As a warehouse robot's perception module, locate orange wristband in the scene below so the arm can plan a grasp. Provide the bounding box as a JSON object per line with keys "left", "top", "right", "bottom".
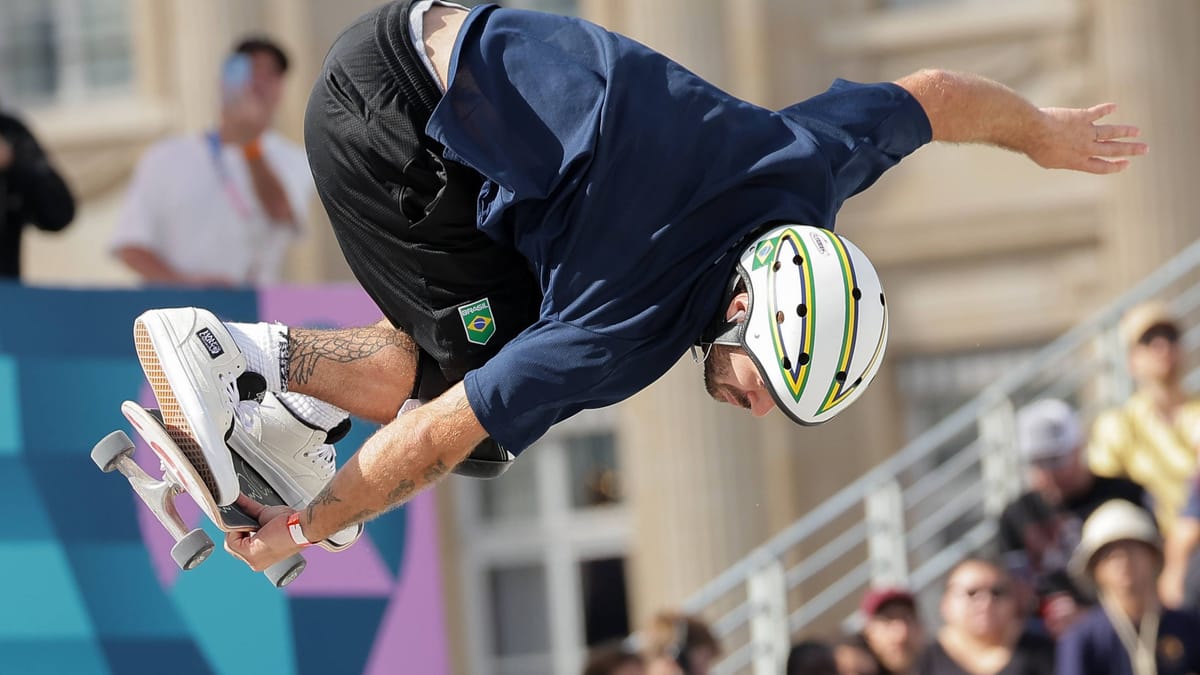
{"left": 242, "top": 138, "right": 264, "bottom": 162}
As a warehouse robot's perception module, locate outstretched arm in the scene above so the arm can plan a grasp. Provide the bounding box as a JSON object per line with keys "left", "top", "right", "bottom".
{"left": 895, "top": 69, "right": 1147, "bottom": 174}
{"left": 225, "top": 382, "right": 487, "bottom": 570}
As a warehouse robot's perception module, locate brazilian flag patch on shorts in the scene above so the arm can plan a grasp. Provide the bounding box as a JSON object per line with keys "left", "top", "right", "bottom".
{"left": 458, "top": 298, "right": 496, "bottom": 346}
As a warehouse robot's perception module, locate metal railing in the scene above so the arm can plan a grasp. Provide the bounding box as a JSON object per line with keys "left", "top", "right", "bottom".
{"left": 681, "top": 238, "right": 1200, "bottom": 675}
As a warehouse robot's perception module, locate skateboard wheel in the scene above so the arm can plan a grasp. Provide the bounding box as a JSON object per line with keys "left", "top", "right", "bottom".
{"left": 264, "top": 554, "right": 306, "bottom": 588}
{"left": 171, "top": 528, "right": 215, "bottom": 570}
{"left": 91, "top": 431, "right": 136, "bottom": 473}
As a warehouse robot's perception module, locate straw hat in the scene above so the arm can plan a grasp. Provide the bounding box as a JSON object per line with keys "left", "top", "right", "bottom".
{"left": 1068, "top": 500, "right": 1161, "bottom": 593}
{"left": 1118, "top": 300, "right": 1178, "bottom": 351}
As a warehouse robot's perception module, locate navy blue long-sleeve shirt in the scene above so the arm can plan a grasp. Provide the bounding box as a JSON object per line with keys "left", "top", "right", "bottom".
{"left": 427, "top": 5, "right": 931, "bottom": 451}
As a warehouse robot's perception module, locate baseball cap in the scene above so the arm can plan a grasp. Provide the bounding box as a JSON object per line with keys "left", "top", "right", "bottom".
{"left": 1015, "top": 399, "right": 1082, "bottom": 463}
{"left": 1067, "top": 499, "right": 1161, "bottom": 592}
{"left": 1119, "top": 300, "right": 1178, "bottom": 351}
{"left": 860, "top": 587, "right": 915, "bottom": 618}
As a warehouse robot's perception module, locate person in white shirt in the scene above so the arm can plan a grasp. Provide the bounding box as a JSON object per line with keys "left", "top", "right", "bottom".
{"left": 112, "top": 37, "right": 313, "bottom": 286}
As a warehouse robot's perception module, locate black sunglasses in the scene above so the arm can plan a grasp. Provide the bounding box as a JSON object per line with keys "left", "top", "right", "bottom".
{"left": 1138, "top": 323, "right": 1180, "bottom": 346}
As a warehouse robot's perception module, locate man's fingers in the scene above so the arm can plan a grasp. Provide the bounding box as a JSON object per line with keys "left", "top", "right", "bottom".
{"left": 224, "top": 531, "right": 251, "bottom": 561}
{"left": 1086, "top": 102, "right": 1118, "bottom": 121}
{"left": 1094, "top": 124, "right": 1140, "bottom": 141}
{"left": 1082, "top": 157, "right": 1129, "bottom": 175}
{"left": 1093, "top": 140, "right": 1149, "bottom": 157}
{"left": 236, "top": 494, "right": 266, "bottom": 519}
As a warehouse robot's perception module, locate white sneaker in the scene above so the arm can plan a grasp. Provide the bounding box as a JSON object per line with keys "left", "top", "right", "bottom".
{"left": 229, "top": 392, "right": 362, "bottom": 549}
{"left": 134, "top": 308, "right": 244, "bottom": 506}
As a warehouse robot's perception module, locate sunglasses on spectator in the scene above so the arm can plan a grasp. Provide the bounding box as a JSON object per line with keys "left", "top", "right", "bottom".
{"left": 1137, "top": 323, "right": 1180, "bottom": 346}
{"left": 954, "top": 585, "right": 1011, "bottom": 601}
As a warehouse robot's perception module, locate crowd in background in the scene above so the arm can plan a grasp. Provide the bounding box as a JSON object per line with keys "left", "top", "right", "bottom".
{"left": 584, "top": 300, "right": 1200, "bottom": 675}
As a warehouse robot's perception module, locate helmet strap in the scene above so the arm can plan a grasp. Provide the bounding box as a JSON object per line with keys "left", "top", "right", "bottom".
{"left": 696, "top": 271, "right": 748, "bottom": 349}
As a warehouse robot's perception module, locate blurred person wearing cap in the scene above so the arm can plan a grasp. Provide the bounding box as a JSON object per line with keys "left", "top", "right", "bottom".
{"left": 1089, "top": 301, "right": 1200, "bottom": 536}
{"left": 860, "top": 588, "right": 924, "bottom": 675}
{"left": 998, "top": 399, "right": 1150, "bottom": 637}
{"left": 1056, "top": 499, "right": 1200, "bottom": 675}
{"left": 642, "top": 612, "right": 720, "bottom": 675}
{"left": 0, "top": 104, "right": 75, "bottom": 280}
{"left": 917, "top": 557, "right": 1055, "bottom": 675}
{"left": 111, "top": 36, "right": 313, "bottom": 286}
{"left": 1159, "top": 476, "right": 1200, "bottom": 610}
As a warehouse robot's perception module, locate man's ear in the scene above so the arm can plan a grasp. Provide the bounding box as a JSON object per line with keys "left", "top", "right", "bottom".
{"left": 726, "top": 292, "right": 750, "bottom": 323}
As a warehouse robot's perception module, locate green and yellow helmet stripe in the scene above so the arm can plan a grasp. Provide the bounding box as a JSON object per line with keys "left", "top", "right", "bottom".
{"left": 768, "top": 228, "right": 817, "bottom": 402}
{"left": 817, "top": 230, "right": 860, "bottom": 414}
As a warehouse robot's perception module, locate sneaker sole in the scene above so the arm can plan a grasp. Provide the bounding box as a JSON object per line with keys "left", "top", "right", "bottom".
{"left": 134, "top": 316, "right": 235, "bottom": 505}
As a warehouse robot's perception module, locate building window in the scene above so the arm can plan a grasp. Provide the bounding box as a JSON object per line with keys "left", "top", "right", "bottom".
{"left": 456, "top": 409, "right": 630, "bottom": 675}
{"left": 0, "top": 0, "right": 134, "bottom": 108}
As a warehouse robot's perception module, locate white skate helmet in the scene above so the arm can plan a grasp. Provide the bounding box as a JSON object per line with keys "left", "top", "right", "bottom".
{"left": 701, "top": 224, "right": 888, "bottom": 425}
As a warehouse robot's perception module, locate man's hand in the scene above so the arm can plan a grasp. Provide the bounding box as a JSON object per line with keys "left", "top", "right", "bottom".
{"left": 224, "top": 496, "right": 303, "bottom": 572}
{"left": 0, "top": 137, "right": 13, "bottom": 171}
{"left": 896, "top": 70, "right": 1147, "bottom": 175}
{"left": 1027, "top": 104, "right": 1146, "bottom": 175}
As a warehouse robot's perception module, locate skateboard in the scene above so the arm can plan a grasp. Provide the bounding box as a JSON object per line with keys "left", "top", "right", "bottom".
{"left": 91, "top": 400, "right": 308, "bottom": 587}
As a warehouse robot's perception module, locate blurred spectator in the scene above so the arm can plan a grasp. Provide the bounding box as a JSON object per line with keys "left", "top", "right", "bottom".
{"left": 998, "top": 399, "right": 1150, "bottom": 637}
{"left": 918, "top": 557, "right": 1055, "bottom": 675}
{"left": 1058, "top": 499, "right": 1200, "bottom": 675}
{"left": 584, "top": 641, "right": 645, "bottom": 675}
{"left": 833, "top": 634, "right": 881, "bottom": 675}
{"left": 860, "top": 587, "right": 924, "bottom": 675}
{"left": 642, "top": 611, "right": 720, "bottom": 675}
{"left": 787, "top": 639, "right": 837, "bottom": 675}
{"left": 0, "top": 107, "right": 75, "bottom": 280}
{"left": 1160, "top": 475, "right": 1200, "bottom": 609}
{"left": 1089, "top": 301, "right": 1200, "bottom": 535}
{"left": 111, "top": 36, "right": 312, "bottom": 287}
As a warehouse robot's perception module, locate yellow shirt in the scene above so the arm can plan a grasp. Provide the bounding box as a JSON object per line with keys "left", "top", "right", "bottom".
{"left": 1088, "top": 392, "right": 1200, "bottom": 534}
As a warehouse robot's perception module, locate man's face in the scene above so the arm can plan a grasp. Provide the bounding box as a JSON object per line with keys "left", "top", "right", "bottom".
{"left": 703, "top": 292, "right": 776, "bottom": 417}
{"left": 940, "top": 562, "right": 1017, "bottom": 643}
{"left": 1093, "top": 540, "right": 1160, "bottom": 597}
{"left": 704, "top": 345, "right": 775, "bottom": 417}
{"left": 1026, "top": 446, "right": 1082, "bottom": 505}
{"left": 1128, "top": 322, "right": 1181, "bottom": 384}
{"left": 246, "top": 51, "right": 286, "bottom": 114}
{"left": 863, "top": 603, "right": 922, "bottom": 673}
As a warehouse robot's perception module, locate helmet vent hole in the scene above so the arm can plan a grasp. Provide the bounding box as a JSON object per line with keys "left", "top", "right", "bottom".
{"left": 796, "top": 304, "right": 808, "bottom": 317}
{"left": 852, "top": 288, "right": 862, "bottom": 301}
{"left": 775, "top": 311, "right": 785, "bottom": 324}
{"left": 782, "top": 357, "right": 792, "bottom": 370}
{"left": 773, "top": 261, "right": 782, "bottom": 272}
{"left": 793, "top": 255, "right": 803, "bottom": 266}
{"left": 835, "top": 371, "right": 847, "bottom": 383}
{"left": 798, "top": 353, "right": 810, "bottom": 366}
{"left": 879, "top": 293, "right": 886, "bottom": 306}
{"left": 853, "top": 377, "right": 863, "bottom": 388}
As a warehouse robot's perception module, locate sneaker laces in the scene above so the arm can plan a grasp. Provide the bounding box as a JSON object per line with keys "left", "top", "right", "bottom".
{"left": 305, "top": 444, "right": 337, "bottom": 479}
{"left": 219, "top": 372, "right": 255, "bottom": 432}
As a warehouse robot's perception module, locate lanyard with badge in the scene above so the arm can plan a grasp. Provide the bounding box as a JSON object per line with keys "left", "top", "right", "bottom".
{"left": 205, "top": 130, "right": 255, "bottom": 221}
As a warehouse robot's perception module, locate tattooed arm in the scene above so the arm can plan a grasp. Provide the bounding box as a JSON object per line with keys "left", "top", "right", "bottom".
{"left": 285, "top": 319, "right": 420, "bottom": 423}
{"left": 224, "top": 382, "right": 486, "bottom": 570}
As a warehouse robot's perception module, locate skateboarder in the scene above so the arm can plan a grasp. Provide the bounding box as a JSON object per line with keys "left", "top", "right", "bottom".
{"left": 131, "top": 0, "right": 1145, "bottom": 571}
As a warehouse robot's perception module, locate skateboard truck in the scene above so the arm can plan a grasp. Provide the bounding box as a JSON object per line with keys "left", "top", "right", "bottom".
{"left": 92, "top": 424, "right": 306, "bottom": 588}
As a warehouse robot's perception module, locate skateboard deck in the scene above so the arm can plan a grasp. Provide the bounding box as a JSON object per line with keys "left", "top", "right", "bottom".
{"left": 121, "top": 401, "right": 288, "bottom": 532}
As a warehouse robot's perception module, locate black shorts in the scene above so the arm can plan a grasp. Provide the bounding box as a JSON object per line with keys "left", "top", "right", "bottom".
{"left": 304, "top": 0, "right": 541, "bottom": 389}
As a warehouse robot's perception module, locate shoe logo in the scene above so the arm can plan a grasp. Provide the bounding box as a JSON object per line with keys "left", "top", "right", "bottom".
{"left": 458, "top": 298, "right": 496, "bottom": 346}
{"left": 196, "top": 328, "right": 225, "bottom": 359}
